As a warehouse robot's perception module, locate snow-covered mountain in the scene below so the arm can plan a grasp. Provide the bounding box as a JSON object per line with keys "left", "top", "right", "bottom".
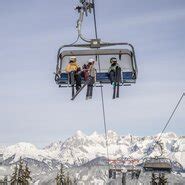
{"left": 1, "top": 131, "right": 185, "bottom": 167}
{"left": 0, "top": 131, "right": 185, "bottom": 184}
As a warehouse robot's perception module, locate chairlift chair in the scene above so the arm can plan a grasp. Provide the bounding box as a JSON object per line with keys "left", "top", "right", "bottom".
{"left": 55, "top": 42, "right": 138, "bottom": 87}
{"left": 143, "top": 157, "right": 172, "bottom": 173}
{"left": 54, "top": 0, "right": 138, "bottom": 100}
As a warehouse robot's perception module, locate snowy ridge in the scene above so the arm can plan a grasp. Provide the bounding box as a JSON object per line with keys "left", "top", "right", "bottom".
{"left": 0, "top": 131, "right": 184, "bottom": 168}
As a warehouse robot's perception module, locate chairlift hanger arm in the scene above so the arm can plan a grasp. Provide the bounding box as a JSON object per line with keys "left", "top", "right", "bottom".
{"left": 75, "top": 0, "right": 94, "bottom": 43}
{"left": 76, "top": 8, "right": 91, "bottom": 43}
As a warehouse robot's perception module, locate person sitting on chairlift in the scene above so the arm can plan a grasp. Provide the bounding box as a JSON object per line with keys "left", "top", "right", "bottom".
{"left": 65, "top": 56, "right": 82, "bottom": 91}
{"left": 86, "top": 59, "right": 97, "bottom": 99}
{"left": 81, "top": 63, "right": 89, "bottom": 81}
{"left": 108, "top": 57, "right": 121, "bottom": 85}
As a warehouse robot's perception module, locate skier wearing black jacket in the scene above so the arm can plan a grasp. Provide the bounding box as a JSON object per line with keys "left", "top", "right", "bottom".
{"left": 108, "top": 57, "right": 121, "bottom": 84}
{"left": 108, "top": 57, "right": 122, "bottom": 98}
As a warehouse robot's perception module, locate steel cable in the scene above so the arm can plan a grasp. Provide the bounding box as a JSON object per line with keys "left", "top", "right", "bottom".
{"left": 92, "top": 0, "right": 110, "bottom": 171}
{"left": 151, "top": 93, "right": 185, "bottom": 154}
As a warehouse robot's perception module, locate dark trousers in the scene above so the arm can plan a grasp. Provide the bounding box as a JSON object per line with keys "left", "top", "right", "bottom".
{"left": 108, "top": 67, "right": 121, "bottom": 84}
{"left": 109, "top": 70, "right": 116, "bottom": 84}
{"left": 69, "top": 71, "right": 81, "bottom": 91}
{"left": 86, "top": 76, "right": 95, "bottom": 97}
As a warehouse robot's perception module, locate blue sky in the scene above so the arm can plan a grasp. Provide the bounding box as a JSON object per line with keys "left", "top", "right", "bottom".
{"left": 0, "top": 0, "right": 185, "bottom": 147}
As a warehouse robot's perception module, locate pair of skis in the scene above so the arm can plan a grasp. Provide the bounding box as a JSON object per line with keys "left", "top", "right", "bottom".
{"left": 112, "top": 67, "right": 121, "bottom": 99}
{"left": 71, "top": 78, "right": 91, "bottom": 100}
{"left": 71, "top": 67, "right": 122, "bottom": 100}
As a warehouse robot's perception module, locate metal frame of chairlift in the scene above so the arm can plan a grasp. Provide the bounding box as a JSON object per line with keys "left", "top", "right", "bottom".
{"left": 55, "top": 42, "right": 138, "bottom": 86}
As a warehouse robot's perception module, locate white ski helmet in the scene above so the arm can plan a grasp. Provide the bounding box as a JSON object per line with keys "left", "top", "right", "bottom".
{"left": 88, "top": 58, "right": 95, "bottom": 63}
{"left": 70, "top": 56, "right": 77, "bottom": 62}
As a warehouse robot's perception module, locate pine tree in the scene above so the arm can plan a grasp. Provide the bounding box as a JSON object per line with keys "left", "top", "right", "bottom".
{"left": 10, "top": 165, "right": 18, "bottom": 185}
{"left": 56, "top": 164, "right": 66, "bottom": 185}
{"left": 17, "top": 158, "right": 25, "bottom": 184}
{"left": 4, "top": 176, "right": 8, "bottom": 185}
{"left": 22, "top": 164, "right": 32, "bottom": 185}
{"left": 73, "top": 177, "right": 78, "bottom": 185}
{"left": 56, "top": 164, "right": 72, "bottom": 185}
{"left": 10, "top": 158, "right": 32, "bottom": 185}
{"left": 0, "top": 176, "right": 8, "bottom": 185}
{"left": 65, "top": 173, "right": 72, "bottom": 185}
{"left": 0, "top": 179, "right": 4, "bottom": 185}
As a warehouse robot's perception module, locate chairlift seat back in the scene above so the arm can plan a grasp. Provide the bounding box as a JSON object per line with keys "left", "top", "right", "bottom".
{"left": 55, "top": 71, "right": 135, "bottom": 85}
{"left": 143, "top": 158, "right": 172, "bottom": 173}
